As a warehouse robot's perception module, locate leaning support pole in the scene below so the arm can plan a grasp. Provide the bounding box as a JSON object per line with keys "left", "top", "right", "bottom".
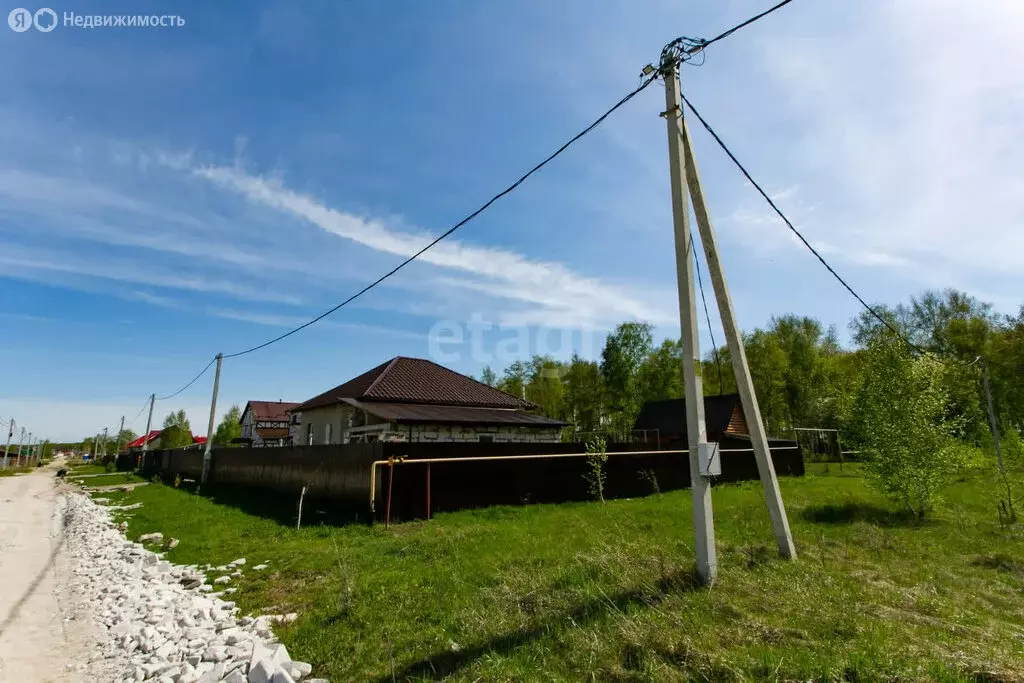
{"left": 662, "top": 60, "right": 717, "bottom": 584}
{"left": 201, "top": 354, "right": 223, "bottom": 485}
{"left": 677, "top": 86, "right": 797, "bottom": 560}
{"left": 3, "top": 419, "right": 13, "bottom": 468}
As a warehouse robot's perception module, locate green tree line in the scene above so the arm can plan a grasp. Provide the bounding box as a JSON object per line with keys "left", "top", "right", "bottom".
{"left": 478, "top": 289, "right": 1024, "bottom": 447}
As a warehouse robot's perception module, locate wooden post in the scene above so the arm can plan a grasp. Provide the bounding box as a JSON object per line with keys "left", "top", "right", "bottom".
{"left": 426, "top": 462, "right": 431, "bottom": 520}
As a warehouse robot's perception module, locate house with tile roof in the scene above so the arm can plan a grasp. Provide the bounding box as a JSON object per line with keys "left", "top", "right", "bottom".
{"left": 292, "top": 356, "right": 565, "bottom": 444}
{"left": 240, "top": 400, "right": 301, "bottom": 447}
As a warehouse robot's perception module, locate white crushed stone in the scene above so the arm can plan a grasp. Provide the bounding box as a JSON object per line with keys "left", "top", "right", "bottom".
{"left": 63, "top": 491, "right": 325, "bottom": 683}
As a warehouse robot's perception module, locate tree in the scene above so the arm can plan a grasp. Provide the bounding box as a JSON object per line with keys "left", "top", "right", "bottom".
{"left": 160, "top": 410, "right": 193, "bottom": 448}
{"left": 851, "top": 337, "right": 960, "bottom": 518}
{"left": 480, "top": 366, "right": 497, "bottom": 387}
{"left": 636, "top": 338, "right": 683, "bottom": 405}
{"left": 524, "top": 356, "right": 566, "bottom": 420}
{"left": 563, "top": 355, "right": 606, "bottom": 437}
{"left": 497, "top": 360, "right": 529, "bottom": 400}
{"left": 115, "top": 428, "right": 137, "bottom": 452}
{"left": 213, "top": 405, "right": 242, "bottom": 447}
{"left": 600, "top": 322, "right": 653, "bottom": 435}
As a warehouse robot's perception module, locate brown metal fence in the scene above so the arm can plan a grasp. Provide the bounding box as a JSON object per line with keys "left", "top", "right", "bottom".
{"left": 130, "top": 440, "right": 803, "bottom": 522}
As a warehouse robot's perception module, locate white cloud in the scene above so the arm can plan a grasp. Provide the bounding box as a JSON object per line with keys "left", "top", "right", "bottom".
{"left": 0, "top": 249, "right": 303, "bottom": 305}
{"left": 206, "top": 307, "right": 426, "bottom": 341}
{"left": 191, "top": 164, "right": 674, "bottom": 329}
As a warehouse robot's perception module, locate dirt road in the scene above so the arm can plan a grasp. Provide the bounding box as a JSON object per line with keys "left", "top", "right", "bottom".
{"left": 0, "top": 465, "right": 93, "bottom": 682}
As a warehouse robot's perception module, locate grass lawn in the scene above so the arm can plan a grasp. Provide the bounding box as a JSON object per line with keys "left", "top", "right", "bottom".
{"left": 72, "top": 472, "right": 143, "bottom": 487}
{"left": 94, "top": 465, "right": 1024, "bottom": 682}
{"left": 67, "top": 463, "right": 112, "bottom": 475}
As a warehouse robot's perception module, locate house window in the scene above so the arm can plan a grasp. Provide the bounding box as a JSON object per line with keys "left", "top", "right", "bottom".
{"left": 478, "top": 434, "right": 494, "bottom": 444}
{"left": 306, "top": 424, "right": 313, "bottom": 446}
{"left": 326, "top": 423, "right": 333, "bottom": 444}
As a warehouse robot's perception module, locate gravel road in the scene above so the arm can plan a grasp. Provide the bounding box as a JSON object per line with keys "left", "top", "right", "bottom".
{"left": 0, "top": 463, "right": 325, "bottom": 682}
{"left": 0, "top": 462, "right": 95, "bottom": 682}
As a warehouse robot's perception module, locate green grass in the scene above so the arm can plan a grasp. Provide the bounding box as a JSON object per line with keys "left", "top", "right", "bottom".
{"left": 67, "top": 463, "right": 112, "bottom": 475}
{"left": 74, "top": 472, "right": 142, "bottom": 487}
{"left": 0, "top": 465, "right": 33, "bottom": 477}
{"left": 97, "top": 465, "right": 1024, "bottom": 682}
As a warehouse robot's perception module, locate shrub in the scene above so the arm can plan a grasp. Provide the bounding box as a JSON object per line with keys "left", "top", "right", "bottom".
{"left": 851, "top": 338, "right": 960, "bottom": 518}
{"left": 584, "top": 437, "right": 608, "bottom": 503}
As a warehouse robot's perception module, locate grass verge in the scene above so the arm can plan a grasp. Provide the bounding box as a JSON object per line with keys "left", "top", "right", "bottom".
{"left": 94, "top": 464, "right": 1024, "bottom": 682}
{"left": 0, "top": 465, "right": 33, "bottom": 477}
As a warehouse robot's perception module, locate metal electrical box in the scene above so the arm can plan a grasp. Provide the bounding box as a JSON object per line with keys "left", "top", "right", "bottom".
{"left": 697, "top": 442, "right": 721, "bottom": 477}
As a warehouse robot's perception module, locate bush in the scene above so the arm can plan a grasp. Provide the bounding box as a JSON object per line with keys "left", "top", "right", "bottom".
{"left": 583, "top": 437, "right": 608, "bottom": 503}
{"left": 851, "top": 338, "right": 960, "bottom": 518}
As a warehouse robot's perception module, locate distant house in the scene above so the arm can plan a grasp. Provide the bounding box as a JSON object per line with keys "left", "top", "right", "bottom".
{"left": 633, "top": 394, "right": 795, "bottom": 451}
{"left": 239, "top": 400, "right": 301, "bottom": 447}
{"left": 126, "top": 430, "right": 161, "bottom": 453}
{"left": 127, "top": 429, "right": 207, "bottom": 451}
{"left": 292, "top": 356, "right": 565, "bottom": 444}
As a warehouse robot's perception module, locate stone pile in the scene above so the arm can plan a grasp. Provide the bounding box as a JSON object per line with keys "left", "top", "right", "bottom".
{"left": 62, "top": 492, "right": 327, "bottom": 683}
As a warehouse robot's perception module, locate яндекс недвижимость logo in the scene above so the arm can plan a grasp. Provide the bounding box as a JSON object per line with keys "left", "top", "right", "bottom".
{"left": 8, "top": 7, "right": 56, "bottom": 32}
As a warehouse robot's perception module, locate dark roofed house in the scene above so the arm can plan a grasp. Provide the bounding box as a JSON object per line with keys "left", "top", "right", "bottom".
{"left": 292, "top": 357, "right": 565, "bottom": 444}
{"left": 240, "top": 400, "right": 301, "bottom": 447}
{"left": 634, "top": 394, "right": 795, "bottom": 452}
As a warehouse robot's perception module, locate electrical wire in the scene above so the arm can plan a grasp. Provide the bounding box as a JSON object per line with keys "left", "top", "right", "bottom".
{"left": 677, "top": 92, "right": 934, "bottom": 359}
{"left": 128, "top": 396, "right": 151, "bottom": 425}
{"left": 699, "top": 0, "right": 796, "bottom": 50}
{"left": 222, "top": 75, "right": 659, "bottom": 359}
{"left": 659, "top": 0, "right": 797, "bottom": 68}
{"left": 155, "top": 356, "right": 218, "bottom": 401}
{"left": 692, "top": 240, "right": 725, "bottom": 394}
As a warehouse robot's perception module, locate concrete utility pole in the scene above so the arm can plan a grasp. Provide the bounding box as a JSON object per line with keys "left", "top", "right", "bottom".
{"left": 661, "top": 58, "right": 797, "bottom": 577}
{"left": 100, "top": 427, "right": 108, "bottom": 459}
{"left": 662, "top": 59, "right": 717, "bottom": 584}
{"left": 3, "top": 419, "right": 12, "bottom": 468}
{"left": 201, "top": 354, "right": 223, "bottom": 484}
{"left": 141, "top": 394, "right": 155, "bottom": 458}
{"left": 15, "top": 428, "right": 25, "bottom": 466}
{"left": 114, "top": 415, "right": 125, "bottom": 461}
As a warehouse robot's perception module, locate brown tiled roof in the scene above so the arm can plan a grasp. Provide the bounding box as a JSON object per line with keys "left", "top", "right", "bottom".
{"left": 353, "top": 401, "right": 565, "bottom": 426}
{"left": 242, "top": 400, "right": 300, "bottom": 423}
{"left": 294, "top": 357, "right": 534, "bottom": 412}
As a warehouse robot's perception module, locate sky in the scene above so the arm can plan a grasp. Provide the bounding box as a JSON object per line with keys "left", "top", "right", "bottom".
{"left": 1, "top": 0, "right": 1022, "bottom": 442}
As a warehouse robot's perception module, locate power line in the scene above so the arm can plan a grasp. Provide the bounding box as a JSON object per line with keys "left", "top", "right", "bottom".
{"left": 124, "top": 1, "right": 803, "bottom": 398}
{"left": 700, "top": 0, "right": 796, "bottom": 50}
{"left": 692, "top": 240, "right": 725, "bottom": 394}
{"left": 222, "top": 76, "right": 660, "bottom": 359}
{"left": 128, "top": 397, "right": 151, "bottom": 425}
{"left": 155, "top": 356, "right": 218, "bottom": 401}
{"left": 677, "top": 92, "right": 932, "bottom": 358}
{"left": 658, "top": 0, "right": 798, "bottom": 67}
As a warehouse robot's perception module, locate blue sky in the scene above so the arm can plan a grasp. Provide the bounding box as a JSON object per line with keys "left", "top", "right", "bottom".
{"left": 2, "top": 0, "right": 1022, "bottom": 442}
